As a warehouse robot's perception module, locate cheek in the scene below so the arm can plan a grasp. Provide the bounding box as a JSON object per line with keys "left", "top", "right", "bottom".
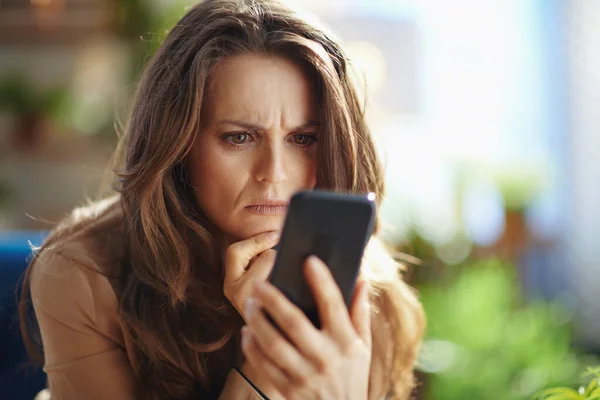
{"left": 293, "top": 150, "right": 318, "bottom": 189}
{"left": 188, "top": 140, "right": 244, "bottom": 208}
{"left": 306, "top": 158, "right": 317, "bottom": 187}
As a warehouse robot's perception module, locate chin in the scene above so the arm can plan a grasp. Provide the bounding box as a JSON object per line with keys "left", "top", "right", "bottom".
{"left": 229, "top": 215, "right": 284, "bottom": 241}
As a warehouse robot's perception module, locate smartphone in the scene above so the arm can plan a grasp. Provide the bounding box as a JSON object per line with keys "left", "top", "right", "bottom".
{"left": 268, "top": 190, "right": 376, "bottom": 329}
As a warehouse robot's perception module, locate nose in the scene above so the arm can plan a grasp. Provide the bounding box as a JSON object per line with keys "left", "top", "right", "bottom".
{"left": 254, "top": 140, "right": 287, "bottom": 184}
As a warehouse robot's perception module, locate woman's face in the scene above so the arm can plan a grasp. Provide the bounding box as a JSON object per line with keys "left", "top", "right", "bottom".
{"left": 188, "top": 53, "right": 320, "bottom": 241}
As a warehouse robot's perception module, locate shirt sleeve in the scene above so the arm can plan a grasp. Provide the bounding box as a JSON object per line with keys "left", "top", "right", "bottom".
{"left": 30, "top": 248, "right": 138, "bottom": 400}
{"left": 30, "top": 247, "right": 270, "bottom": 400}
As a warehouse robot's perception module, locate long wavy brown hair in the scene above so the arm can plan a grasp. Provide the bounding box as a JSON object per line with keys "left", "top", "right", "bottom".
{"left": 20, "top": 0, "right": 425, "bottom": 399}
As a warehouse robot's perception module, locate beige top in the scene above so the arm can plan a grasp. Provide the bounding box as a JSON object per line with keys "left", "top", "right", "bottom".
{"left": 29, "top": 197, "right": 395, "bottom": 400}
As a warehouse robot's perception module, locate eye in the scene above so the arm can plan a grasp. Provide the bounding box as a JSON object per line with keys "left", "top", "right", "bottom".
{"left": 291, "top": 133, "right": 318, "bottom": 147}
{"left": 224, "top": 132, "right": 252, "bottom": 145}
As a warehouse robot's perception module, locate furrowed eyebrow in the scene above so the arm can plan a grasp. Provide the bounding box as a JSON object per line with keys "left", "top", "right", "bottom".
{"left": 217, "top": 119, "right": 321, "bottom": 131}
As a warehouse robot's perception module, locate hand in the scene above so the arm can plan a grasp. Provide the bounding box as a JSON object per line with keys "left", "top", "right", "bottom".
{"left": 241, "top": 255, "right": 372, "bottom": 400}
{"left": 223, "top": 231, "right": 279, "bottom": 322}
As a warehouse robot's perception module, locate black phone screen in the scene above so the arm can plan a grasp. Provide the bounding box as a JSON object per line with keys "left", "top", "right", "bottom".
{"left": 267, "top": 190, "right": 376, "bottom": 329}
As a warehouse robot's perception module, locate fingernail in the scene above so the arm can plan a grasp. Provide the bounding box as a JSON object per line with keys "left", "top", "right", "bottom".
{"left": 241, "top": 326, "right": 250, "bottom": 346}
{"left": 307, "top": 255, "right": 322, "bottom": 273}
{"left": 245, "top": 297, "right": 257, "bottom": 316}
{"left": 364, "top": 293, "right": 371, "bottom": 308}
{"left": 268, "top": 231, "right": 280, "bottom": 241}
{"left": 363, "top": 280, "right": 371, "bottom": 294}
{"left": 362, "top": 280, "right": 371, "bottom": 296}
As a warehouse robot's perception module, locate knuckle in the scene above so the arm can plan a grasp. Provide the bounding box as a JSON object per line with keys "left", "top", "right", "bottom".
{"left": 280, "top": 386, "right": 294, "bottom": 397}
{"left": 287, "top": 385, "right": 303, "bottom": 398}
{"left": 319, "top": 362, "right": 333, "bottom": 378}
{"left": 341, "top": 339, "right": 357, "bottom": 355}
{"left": 293, "top": 372, "right": 310, "bottom": 387}
{"left": 284, "top": 384, "right": 304, "bottom": 398}
{"left": 342, "top": 336, "right": 365, "bottom": 356}
{"left": 315, "top": 354, "right": 330, "bottom": 374}
{"left": 224, "top": 245, "right": 240, "bottom": 264}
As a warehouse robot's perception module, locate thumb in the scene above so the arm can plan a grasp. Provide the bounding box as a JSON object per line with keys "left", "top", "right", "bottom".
{"left": 350, "top": 279, "right": 372, "bottom": 349}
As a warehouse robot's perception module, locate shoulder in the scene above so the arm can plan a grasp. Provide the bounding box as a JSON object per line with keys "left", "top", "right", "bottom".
{"left": 30, "top": 242, "right": 117, "bottom": 320}
{"left": 34, "top": 195, "right": 126, "bottom": 277}
{"left": 30, "top": 195, "right": 127, "bottom": 342}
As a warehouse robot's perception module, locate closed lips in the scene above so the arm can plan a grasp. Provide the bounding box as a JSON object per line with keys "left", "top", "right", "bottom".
{"left": 246, "top": 201, "right": 288, "bottom": 215}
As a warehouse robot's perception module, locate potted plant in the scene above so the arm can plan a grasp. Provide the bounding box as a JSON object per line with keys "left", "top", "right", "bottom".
{"left": 0, "top": 72, "right": 68, "bottom": 152}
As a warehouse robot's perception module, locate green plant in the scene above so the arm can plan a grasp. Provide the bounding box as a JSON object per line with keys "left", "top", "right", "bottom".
{"left": 116, "top": 0, "right": 194, "bottom": 78}
{"left": 417, "top": 258, "right": 588, "bottom": 400}
{"left": 533, "top": 367, "right": 600, "bottom": 400}
{"left": 0, "top": 72, "right": 68, "bottom": 121}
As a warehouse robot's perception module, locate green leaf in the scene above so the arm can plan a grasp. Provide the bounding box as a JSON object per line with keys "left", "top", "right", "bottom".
{"left": 541, "top": 395, "right": 583, "bottom": 400}
{"left": 584, "top": 367, "right": 600, "bottom": 380}
{"left": 585, "top": 379, "right": 599, "bottom": 396}
{"left": 535, "top": 387, "right": 583, "bottom": 399}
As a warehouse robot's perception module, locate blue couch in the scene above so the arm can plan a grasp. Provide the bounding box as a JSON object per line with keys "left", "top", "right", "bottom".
{"left": 0, "top": 231, "right": 49, "bottom": 400}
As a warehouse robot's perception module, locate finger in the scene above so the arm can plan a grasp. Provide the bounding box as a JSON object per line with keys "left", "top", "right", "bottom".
{"left": 350, "top": 279, "right": 372, "bottom": 349}
{"left": 251, "top": 281, "right": 332, "bottom": 370}
{"left": 224, "top": 231, "right": 279, "bottom": 282}
{"left": 235, "top": 250, "right": 277, "bottom": 322}
{"left": 244, "top": 249, "right": 277, "bottom": 282}
{"left": 303, "top": 256, "right": 355, "bottom": 344}
{"left": 241, "top": 326, "right": 289, "bottom": 389}
{"left": 244, "top": 297, "right": 314, "bottom": 383}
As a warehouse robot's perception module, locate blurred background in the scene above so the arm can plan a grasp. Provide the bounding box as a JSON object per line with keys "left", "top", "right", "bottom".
{"left": 1, "top": 0, "right": 599, "bottom": 399}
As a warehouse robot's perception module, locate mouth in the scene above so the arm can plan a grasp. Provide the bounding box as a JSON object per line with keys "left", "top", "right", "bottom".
{"left": 245, "top": 201, "right": 289, "bottom": 215}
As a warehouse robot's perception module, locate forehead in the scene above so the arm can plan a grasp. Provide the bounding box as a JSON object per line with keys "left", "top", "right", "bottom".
{"left": 202, "top": 53, "right": 319, "bottom": 124}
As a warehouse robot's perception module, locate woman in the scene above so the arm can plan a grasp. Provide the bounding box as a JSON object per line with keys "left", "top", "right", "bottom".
{"left": 19, "top": 0, "right": 425, "bottom": 399}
